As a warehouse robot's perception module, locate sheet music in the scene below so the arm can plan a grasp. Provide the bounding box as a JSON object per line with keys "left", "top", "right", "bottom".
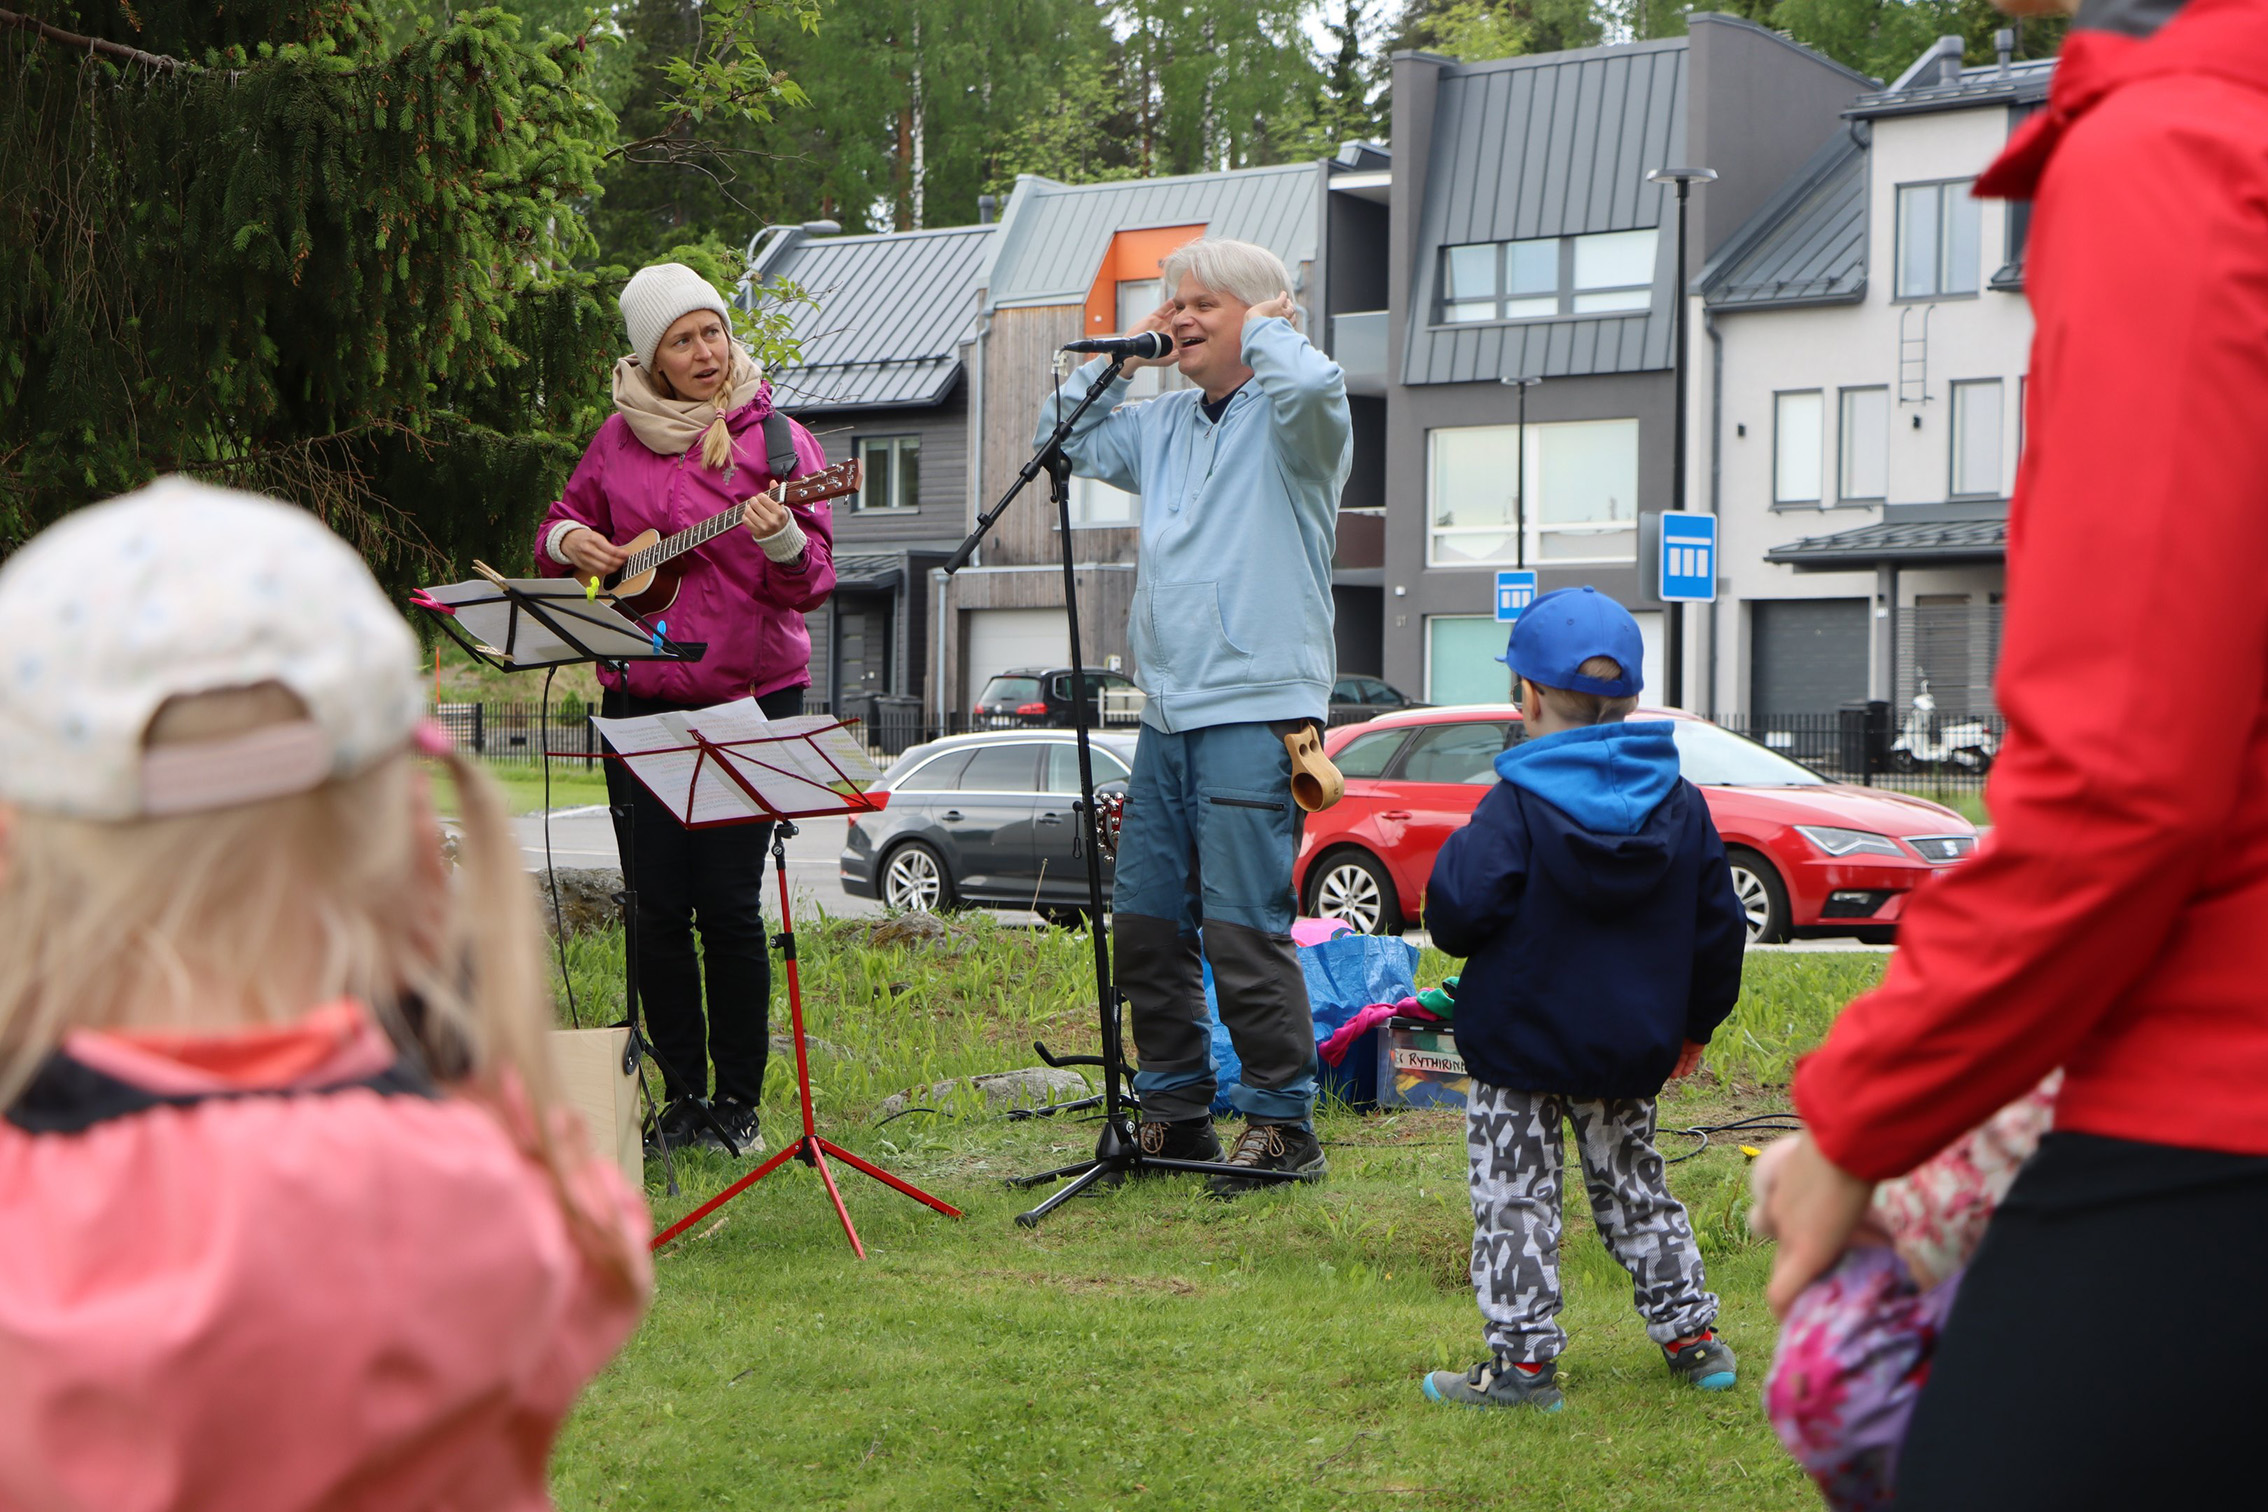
{"left": 591, "top": 699, "right": 884, "bottom": 825}
{"left": 421, "top": 577, "right": 663, "bottom": 666}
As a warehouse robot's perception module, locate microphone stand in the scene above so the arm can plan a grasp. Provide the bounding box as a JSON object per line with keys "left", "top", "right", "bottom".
{"left": 944, "top": 348, "right": 1304, "bottom": 1228}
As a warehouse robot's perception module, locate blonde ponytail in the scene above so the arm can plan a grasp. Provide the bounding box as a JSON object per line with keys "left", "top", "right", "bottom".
{"left": 700, "top": 410, "right": 735, "bottom": 471}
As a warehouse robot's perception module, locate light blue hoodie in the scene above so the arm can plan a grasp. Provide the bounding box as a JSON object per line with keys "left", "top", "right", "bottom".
{"left": 1039, "top": 316, "right": 1352, "bottom": 732}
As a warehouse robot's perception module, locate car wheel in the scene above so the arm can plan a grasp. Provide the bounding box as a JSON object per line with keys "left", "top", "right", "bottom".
{"left": 880, "top": 841, "right": 955, "bottom": 913}
{"left": 1725, "top": 847, "right": 1790, "bottom": 945}
{"left": 1888, "top": 748, "right": 1919, "bottom": 774}
{"left": 1304, "top": 849, "right": 1403, "bottom": 937}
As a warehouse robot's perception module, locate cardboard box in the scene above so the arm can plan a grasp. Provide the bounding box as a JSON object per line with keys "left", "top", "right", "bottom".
{"left": 1378, "top": 1018, "right": 1473, "bottom": 1110}
{"left": 551, "top": 1027, "right": 641, "bottom": 1186}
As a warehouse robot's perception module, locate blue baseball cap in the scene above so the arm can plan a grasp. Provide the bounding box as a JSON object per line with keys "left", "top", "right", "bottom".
{"left": 1498, "top": 585, "right": 1644, "bottom": 697}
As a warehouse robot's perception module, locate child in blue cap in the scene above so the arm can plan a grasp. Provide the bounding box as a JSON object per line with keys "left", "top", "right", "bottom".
{"left": 1420, "top": 585, "right": 1747, "bottom": 1411}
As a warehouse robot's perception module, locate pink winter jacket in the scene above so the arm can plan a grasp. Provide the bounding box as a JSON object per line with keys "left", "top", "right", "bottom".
{"left": 534, "top": 383, "right": 834, "bottom": 706}
{"left": 0, "top": 1003, "right": 652, "bottom": 1512}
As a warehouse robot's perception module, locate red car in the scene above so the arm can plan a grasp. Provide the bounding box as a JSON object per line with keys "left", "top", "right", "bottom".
{"left": 1294, "top": 705, "right": 1979, "bottom": 943}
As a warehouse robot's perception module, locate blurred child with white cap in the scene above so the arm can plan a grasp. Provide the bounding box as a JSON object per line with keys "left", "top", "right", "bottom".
{"left": 0, "top": 479, "right": 650, "bottom": 1510}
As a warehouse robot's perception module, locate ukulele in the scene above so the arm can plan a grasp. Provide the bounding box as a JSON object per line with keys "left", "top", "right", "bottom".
{"left": 599, "top": 459, "right": 862, "bottom": 617}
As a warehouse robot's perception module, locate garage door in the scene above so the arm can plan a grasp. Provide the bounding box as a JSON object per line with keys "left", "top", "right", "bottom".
{"left": 1751, "top": 598, "right": 1868, "bottom": 716}
{"left": 965, "top": 609, "right": 1071, "bottom": 707}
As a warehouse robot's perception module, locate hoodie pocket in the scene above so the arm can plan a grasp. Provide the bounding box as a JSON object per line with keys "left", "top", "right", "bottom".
{"left": 1139, "top": 580, "right": 1251, "bottom": 688}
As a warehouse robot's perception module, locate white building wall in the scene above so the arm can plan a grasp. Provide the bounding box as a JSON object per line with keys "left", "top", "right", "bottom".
{"left": 1691, "top": 103, "right": 2038, "bottom": 717}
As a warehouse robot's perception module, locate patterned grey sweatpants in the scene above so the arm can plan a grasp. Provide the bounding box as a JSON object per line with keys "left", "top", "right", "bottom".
{"left": 1466, "top": 1081, "right": 1718, "bottom": 1365}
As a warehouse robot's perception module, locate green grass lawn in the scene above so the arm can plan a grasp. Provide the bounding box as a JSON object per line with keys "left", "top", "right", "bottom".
{"left": 433, "top": 759, "right": 612, "bottom": 818}
{"left": 548, "top": 921, "right": 1884, "bottom": 1510}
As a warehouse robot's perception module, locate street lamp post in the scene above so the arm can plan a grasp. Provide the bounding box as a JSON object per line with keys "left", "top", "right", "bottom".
{"left": 1500, "top": 374, "right": 1541, "bottom": 569}
{"left": 1647, "top": 167, "right": 1715, "bottom": 709}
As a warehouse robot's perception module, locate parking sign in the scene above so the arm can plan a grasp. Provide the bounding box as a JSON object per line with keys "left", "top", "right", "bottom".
{"left": 1495, "top": 570, "right": 1538, "bottom": 623}
{"left": 1657, "top": 512, "right": 1717, "bottom": 603}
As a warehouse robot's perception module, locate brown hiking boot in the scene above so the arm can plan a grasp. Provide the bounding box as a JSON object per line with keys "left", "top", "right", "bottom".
{"left": 1206, "top": 1121, "right": 1328, "bottom": 1199}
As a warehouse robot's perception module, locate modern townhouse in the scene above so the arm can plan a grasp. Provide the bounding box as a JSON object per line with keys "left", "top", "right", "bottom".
{"left": 748, "top": 220, "right": 995, "bottom": 729}
{"left": 1379, "top": 15, "right": 1871, "bottom": 707}
{"left": 1696, "top": 35, "right": 2046, "bottom": 727}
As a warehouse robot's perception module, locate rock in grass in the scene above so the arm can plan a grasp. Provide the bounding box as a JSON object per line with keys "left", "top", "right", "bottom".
{"left": 876, "top": 1065, "right": 1091, "bottom": 1121}
{"left": 862, "top": 912, "right": 958, "bottom": 947}
{"left": 534, "top": 868, "right": 624, "bottom": 937}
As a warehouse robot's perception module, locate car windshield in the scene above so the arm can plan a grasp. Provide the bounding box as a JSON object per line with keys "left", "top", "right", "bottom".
{"left": 980, "top": 676, "right": 1041, "bottom": 707}
{"left": 1670, "top": 720, "right": 1829, "bottom": 787}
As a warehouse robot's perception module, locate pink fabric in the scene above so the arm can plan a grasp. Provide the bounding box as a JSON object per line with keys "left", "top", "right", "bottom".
{"left": 0, "top": 1008, "right": 651, "bottom": 1512}
{"left": 1318, "top": 1003, "right": 1398, "bottom": 1067}
{"left": 535, "top": 384, "right": 834, "bottom": 705}
{"left": 1290, "top": 917, "right": 1356, "bottom": 948}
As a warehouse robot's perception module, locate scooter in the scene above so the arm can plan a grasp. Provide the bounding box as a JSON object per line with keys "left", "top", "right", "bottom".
{"left": 1889, "top": 682, "right": 1998, "bottom": 773}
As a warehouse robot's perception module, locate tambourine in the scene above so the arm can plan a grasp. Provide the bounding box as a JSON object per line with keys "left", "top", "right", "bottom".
{"left": 1093, "top": 790, "right": 1128, "bottom": 862}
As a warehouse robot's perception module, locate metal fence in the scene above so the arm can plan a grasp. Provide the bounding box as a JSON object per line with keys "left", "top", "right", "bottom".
{"left": 437, "top": 697, "right": 2003, "bottom": 800}
{"left": 1713, "top": 708, "right": 2005, "bottom": 797}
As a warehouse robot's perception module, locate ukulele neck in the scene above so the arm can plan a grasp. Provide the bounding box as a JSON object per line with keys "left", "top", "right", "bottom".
{"left": 622, "top": 496, "right": 761, "bottom": 583}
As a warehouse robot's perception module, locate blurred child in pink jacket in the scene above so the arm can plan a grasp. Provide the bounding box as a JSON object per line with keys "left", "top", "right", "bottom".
{"left": 0, "top": 480, "right": 651, "bottom": 1511}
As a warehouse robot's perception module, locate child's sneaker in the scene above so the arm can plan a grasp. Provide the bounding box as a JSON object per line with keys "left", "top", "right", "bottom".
{"left": 1664, "top": 1331, "right": 1738, "bottom": 1390}
{"left": 1422, "top": 1357, "right": 1565, "bottom": 1412}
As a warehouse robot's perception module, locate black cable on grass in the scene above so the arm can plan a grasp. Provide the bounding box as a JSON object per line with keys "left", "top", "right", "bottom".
{"left": 542, "top": 665, "right": 579, "bottom": 1029}
{"left": 874, "top": 1106, "right": 943, "bottom": 1127}
{"left": 1664, "top": 1114, "right": 1806, "bottom": 1164}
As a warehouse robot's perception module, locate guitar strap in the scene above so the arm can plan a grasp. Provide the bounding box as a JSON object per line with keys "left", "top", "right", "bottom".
{"left": 759, "top": 410, "right": 803, "bottom": 483}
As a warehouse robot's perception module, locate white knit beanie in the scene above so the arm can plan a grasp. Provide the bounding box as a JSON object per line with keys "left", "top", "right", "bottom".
{"left": 619, "top": 262, "right": 733, "bottom": 371}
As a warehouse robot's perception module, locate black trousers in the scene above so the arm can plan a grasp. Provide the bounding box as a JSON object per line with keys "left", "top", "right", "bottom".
{"left": 602, "top": 684, "right": 806, "bottom": 1105}
{"left": 1892, "top": 1130, "right": 2268, "bottom": 1510}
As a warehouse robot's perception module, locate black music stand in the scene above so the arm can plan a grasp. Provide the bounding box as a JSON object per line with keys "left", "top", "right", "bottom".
{"left": 411, "top": 562, "right": 738, "bottom": 1192}
{"left": 942, "top": 356, "right": 1306, "bottom": 1227}
{"left": 587, "top": 700, "right": 963, "bottom": 1256}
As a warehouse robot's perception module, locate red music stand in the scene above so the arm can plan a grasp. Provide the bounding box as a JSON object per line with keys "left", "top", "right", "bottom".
{"left": 591, "top": 699, "right": 962, "bottom": 1256}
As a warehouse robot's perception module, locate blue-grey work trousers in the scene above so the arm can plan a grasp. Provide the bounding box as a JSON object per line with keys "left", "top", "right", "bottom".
{"left": 1112, "top": 720, "right": 1317, "bottom": 1125}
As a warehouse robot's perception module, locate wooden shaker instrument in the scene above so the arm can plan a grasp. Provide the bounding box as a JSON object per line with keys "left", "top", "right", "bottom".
{"left": 1284, "top": 725, "right": 1344, "bottom": 812}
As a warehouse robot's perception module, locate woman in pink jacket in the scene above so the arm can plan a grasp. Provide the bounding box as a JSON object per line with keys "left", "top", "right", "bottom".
{"left": 0, "top": 480, "right": 650, "bottom": 1511}
{"left": 534, "top": 262, "right": 836, "bottom": 1158}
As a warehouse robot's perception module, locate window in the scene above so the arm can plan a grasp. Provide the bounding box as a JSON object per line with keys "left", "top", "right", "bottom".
{"left": 853, "top": 435, "right": 921, "bottom": 511}
{"left": 1068, "top": 474, "right": 1137, "bottom": 528}
{"left": 1774, "top": 392, "right": 1824, "bottom": 505}
{"left": 897, "top": 749, "right": 973, "bottom": 792}
{"left": 1428, "top": 419, "right": 1639, "bottom": 567}
{"left": 1400, "top": 721, "right": 1514, "bottom": 784}
{"left": 1838, "top": 387, "right": 1889, "bottom": 501}
{"left": 1045, "top": 742, "right": 1131, "bottom": 793}
{"left": 956, "top": 743, "right": 1042, "bottom": 793}
{"left": 1438, "top": 229, "right": 1658, "bottom": 323}
{"left": 1332, "top": 728, "right": 1409, "bottom": 779}
{"left": 1425, "top": 615, "right": 1513, "bottom": 704}
{"left": 1951, "top": 379, "right": 2003, "bottom": 496}
{"left": 1896, "top": 180, "right": 1981, "bottom": 299}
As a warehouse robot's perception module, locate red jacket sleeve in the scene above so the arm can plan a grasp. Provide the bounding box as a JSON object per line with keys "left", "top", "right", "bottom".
{"left": 749, "top": 416, "right": 836, "bottom": 614}
{"left": 533, "top": 432, "right": 614, "bottom": 579}
{"left": 1793, "top": 78, "right": 2268, "bottom": 1181}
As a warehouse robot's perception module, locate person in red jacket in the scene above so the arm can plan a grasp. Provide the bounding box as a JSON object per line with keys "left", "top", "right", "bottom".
{"left": 534, "top": 262, "right": 835, "bottom": 1157}
{"left": 1754, "top": 0, "right": 2268, "bottom": 1503}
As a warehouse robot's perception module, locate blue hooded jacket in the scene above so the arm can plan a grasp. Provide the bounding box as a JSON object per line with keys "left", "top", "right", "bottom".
{"left": 1424, "top": 721, "right": 1747, "bottom": 1098}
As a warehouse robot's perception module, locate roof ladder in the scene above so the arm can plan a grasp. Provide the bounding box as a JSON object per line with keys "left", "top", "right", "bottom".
{"left": 1898, "top": 303, "right": 1933, "bottom": 406}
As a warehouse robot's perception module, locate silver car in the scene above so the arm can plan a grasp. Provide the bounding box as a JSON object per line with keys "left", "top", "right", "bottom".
{"left": 840, "top": 730, "right": 1139, "bottom": 921}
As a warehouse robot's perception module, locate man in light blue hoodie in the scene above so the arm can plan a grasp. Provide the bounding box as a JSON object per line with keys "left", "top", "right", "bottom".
{"left": 1038, "top": 236, "right": 1351, "bottom": 1195}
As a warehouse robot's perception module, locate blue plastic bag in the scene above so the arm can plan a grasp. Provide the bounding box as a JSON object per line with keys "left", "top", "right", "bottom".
{"left": 1198, "top": 933, "right": 1421, "bottom": 1113}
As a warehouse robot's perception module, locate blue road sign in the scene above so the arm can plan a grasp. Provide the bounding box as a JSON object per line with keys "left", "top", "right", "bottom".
{"left": 1658, "top": 512, "right": 1717, "bottom": 603}
{"left": 1495, "top": 570, "right": 1538, "bottom": 623}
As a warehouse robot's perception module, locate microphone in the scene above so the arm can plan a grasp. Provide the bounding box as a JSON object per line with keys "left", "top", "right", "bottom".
{"left": 1062, "top": 331, "right": 1173, "bottom": 360}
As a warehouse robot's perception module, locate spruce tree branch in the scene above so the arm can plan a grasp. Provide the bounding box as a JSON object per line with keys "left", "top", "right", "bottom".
{"left": 0, "top": 7, "right": 185, "bottom": 72}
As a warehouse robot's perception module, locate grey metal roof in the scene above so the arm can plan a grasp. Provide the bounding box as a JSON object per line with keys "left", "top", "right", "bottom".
{"left": 1700, "top": 127, "right": 1868, "bottom": 310}
{"left": 1404, "top": 38, "right": 1688, "bottom": 385}
{"left": 982, "top": 164, "right": 1320, "bottom": 311}
{"left": 1767, "top": 515, "right": 2008, "bottom": 570}
{"left": 1849, "top": 56, "right": 2052, "bottom": 119}
{"left": 754, "top": 225, "right": 994, "bottom": 412}
{"left": 832, "top": 552, "right": 907, "bottom": 589}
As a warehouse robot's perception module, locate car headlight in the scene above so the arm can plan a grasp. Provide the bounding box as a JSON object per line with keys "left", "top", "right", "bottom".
{"left": 1794, "top": 825, "right": 1906, "bottom": 859}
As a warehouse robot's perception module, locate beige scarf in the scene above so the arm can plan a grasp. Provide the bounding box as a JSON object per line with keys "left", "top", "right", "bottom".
{"left": 612, "top": 347, "right": 765, "bottom": 470}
